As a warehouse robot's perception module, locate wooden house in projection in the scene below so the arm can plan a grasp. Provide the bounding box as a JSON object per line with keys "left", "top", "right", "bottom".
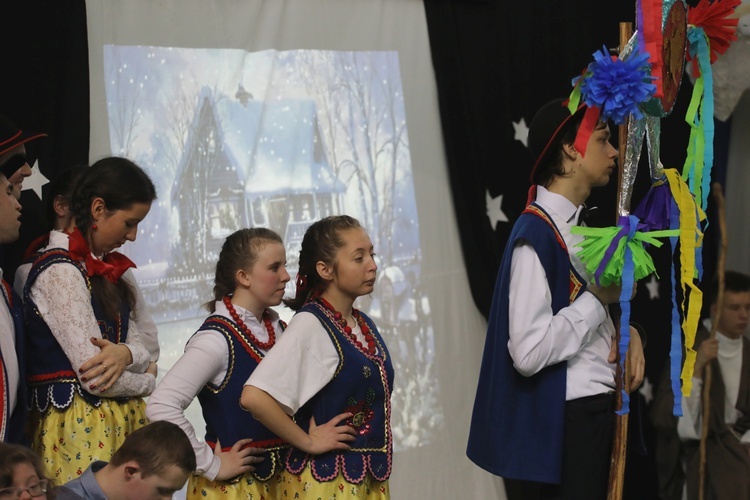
{"left": 170, "top": 86, "right": 345, "bottom": 274}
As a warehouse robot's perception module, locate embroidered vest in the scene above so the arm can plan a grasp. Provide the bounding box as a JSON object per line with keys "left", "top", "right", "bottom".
{"left": 286, "top": 302, "right": 394, "bottom": 484}
{"left": 195, "top": 315, "right": 288, "bottom": 481}
{"left": 24, "top": 250, "right": 130, "bottom": 411}
{"left": 467, "top": 203, "right": 587, "bottom": 484}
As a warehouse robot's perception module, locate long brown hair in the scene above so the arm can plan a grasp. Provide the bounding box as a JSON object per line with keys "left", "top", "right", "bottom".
{"left": 69, "top": 157, "right": 157, "bottom": 320}
{"left": 284, "top": 215, "right": 362, "bottom": 311}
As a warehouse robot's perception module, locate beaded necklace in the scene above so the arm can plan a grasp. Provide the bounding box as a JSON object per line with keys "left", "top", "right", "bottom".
{"left": 222, "top": 296, "right": 276, "bottom": 350}
{"left": 317, "top": 297, "right": 376, "bottom": 355}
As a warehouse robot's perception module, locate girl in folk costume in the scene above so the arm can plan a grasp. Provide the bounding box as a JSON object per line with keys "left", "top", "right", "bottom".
{"left": 24, "top": 157, "right": 158, "bottom": 482}
{"left": 146, "top": 228, "right": 292, "bottom": 499}
{"left": 14, "top": 165, "right": 160, "bottom": 360}
{"left": 242, "top": 215, "right": 394, "bottom": 499}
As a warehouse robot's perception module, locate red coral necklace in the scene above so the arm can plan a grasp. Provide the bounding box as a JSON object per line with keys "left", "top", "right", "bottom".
{"left": 223, "top": 295, "right": 276, "bottom": 350}
{"left": 317, "top": 297, "right": 376, "bottom": 355}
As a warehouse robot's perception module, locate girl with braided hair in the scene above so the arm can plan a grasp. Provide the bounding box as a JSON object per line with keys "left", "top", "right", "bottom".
{"left": 242, "top": 215, "right": 393, "bottom": 499}
{"left": 147, "top": 227, "right": 291, "bottom": 499}
{"left": 24, "top": 156, "right": 157, "bottom": 482}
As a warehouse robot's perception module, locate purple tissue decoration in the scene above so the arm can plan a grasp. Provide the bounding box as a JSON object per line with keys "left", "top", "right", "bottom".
{"left": 574, "top": 45, "right": 657, "bottom": 125}
{"left": 633, "top": 182, "right": 672, "bottom": 232}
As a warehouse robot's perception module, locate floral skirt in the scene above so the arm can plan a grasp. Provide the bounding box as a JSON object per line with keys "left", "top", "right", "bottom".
{"left": 31, "top": 392, "right": 148, "bottom": 482}
{"left": 277, "top": 466, "right": 389, "bottom": 499}
{"left": 188, "top": 472, "right": 284, "bottom": 499}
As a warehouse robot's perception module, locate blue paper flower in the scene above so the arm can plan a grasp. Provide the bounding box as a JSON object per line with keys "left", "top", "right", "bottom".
{"left": 573, "top": 46, "right": 656, "bottom": 124}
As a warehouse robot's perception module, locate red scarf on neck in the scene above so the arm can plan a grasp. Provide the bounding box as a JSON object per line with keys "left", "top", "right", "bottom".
{"left": 67, "top": 228, "right": 136, "bottom": 283}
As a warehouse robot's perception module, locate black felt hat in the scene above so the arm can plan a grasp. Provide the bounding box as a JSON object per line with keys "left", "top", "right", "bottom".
{"left": 527, "top": 98, "right": 586, "bottom": 184}
{"left": 0, "top": 113, "right": 47, "bottom": 178}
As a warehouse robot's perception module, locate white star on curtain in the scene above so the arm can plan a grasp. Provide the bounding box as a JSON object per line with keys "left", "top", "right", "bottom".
{"left": 23, "top": 158, "right": 50, "bottom": 200}
{"left": 513, "top": 118, "right": 529, "bottom": 147}
{"left": 486, "top": 191, "right": 508, "bottom": 229}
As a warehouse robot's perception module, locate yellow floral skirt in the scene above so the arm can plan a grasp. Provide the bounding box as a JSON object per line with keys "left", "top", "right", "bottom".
{"left": 188, "top": 473, "right": 284, "bottom": 499}
{"left": 277, "top": 466, "right": 389, "bottom": 499}
{"left": 31, "top": 392, "right": 148, "bottom": 482}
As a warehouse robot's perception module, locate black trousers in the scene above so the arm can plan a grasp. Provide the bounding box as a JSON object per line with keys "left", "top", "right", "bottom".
{"left": 504, "top": 393, "right": 615, "bottom": 500}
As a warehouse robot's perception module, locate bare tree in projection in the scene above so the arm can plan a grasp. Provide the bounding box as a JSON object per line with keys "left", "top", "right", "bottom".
{"left": 105, "top": 47, "right": 146, "bottom": 157}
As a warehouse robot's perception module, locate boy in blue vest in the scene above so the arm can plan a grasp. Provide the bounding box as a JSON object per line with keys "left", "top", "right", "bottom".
{"left": 0, "top": 113, "right": 46, "bottom": 443}
{"left": 467, "top": 98, "right": 645, "bottom": 499}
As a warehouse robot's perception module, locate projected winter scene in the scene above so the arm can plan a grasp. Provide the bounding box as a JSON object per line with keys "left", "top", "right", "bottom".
{"left": 102, "top": 46, "right": 442, "bottom": 450}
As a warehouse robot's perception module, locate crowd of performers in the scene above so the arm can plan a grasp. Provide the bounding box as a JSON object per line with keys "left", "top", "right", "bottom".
{"left": 0, "top": 114, "right": 392, "bottom": 498}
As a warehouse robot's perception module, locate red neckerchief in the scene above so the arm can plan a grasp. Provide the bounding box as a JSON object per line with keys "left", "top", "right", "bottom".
{"left": 67, "top": 227, "right": 136, "bottom": 283}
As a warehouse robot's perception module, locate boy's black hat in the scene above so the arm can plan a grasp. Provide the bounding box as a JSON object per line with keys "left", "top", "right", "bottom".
{"left": 0, "top": 113, "right": 47, "bottom": 178}
{"left": 528, "top": 98, "right": 586, "bottom": 184}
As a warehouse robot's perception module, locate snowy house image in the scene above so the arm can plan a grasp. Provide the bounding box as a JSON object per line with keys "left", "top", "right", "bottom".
{"left": 170, "top": 86, "right": 345, "bottom": 276}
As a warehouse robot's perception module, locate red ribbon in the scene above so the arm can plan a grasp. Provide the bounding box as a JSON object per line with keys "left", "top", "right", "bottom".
{"left": 572, "top": 105, "right": 602, "bottom": 159}
{"left": 67, "top": 228, "right": 136, "bottom": 283}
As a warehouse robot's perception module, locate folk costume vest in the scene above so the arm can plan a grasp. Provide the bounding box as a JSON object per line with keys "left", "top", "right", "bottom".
{"left": 24, "top": 250, "right": 131, "bottom": 412}
{"left": 1, "top": 279, "right": 25, "bottom": 443}
{"left": 196, "top": 315, "right": 288, "bottom": 481}
{"left": 467, "top": 202, "right": 586, "bottom": 484}
{"left": 286, "top": 301, "right": 394, "bottom": 484}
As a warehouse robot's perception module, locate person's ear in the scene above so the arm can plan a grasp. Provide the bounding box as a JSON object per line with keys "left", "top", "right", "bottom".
{"left": 52, "top": 195, "right": 68, "bottom": 218}
{"left": 235, "top": 268, "right": 251, "bottom": 288}
{"left": 562, "top": 143, "right": 579, "bottom": 160}
{"left": 316, "top": 260, "right": 334, "bottom": 282}
{"left": 90, "top": 196, "right": 106, "bottom": 223}
{"left": 123, "top": 461, "right": 141, "bottom": 481}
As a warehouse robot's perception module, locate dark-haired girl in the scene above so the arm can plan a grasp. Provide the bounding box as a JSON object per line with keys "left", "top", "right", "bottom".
{"left": 147, "top": 228, "right": 290, "bottom": 499}
{"left": 242, "top": 215, "right": 393, "bottom": 499}
{"left": 25, "top": 156, "right": 158, "bottom": 482}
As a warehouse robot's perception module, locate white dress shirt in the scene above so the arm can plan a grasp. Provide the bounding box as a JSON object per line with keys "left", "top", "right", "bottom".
{"left": 508, "top": 186, "right": 616, "bottom": 400}
{"left": 246, "top": 308, "right": 371, "bottom": 415}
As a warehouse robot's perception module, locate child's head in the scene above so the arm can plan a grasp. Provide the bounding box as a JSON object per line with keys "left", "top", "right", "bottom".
{"left": 107, "top": 420, "right": 195, "bottom": 499}
{"left": 46, "top": 165, "right": 87, "bottom": 231}
{"left": 208, "top": 227, "right": 289, "bottom": 313}
{"left": 285, "top": 215, "right": 376, "bottom": 310}
{"left": 528, "top": 98, "right": 588, "bottom": 188}
{"left": 0, "top": 443, "right": 51, "bottom": 499}
{"left": 70, "top": 156, "right": 157, "bottom": 252}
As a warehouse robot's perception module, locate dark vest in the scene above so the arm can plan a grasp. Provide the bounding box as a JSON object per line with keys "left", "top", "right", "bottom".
{"left": 196, "top": 315, "right": 288, "bottom": 481}
{"left": 467, "top": 203, "right": 586, "bottom": 484}
{"left": 286, "top": 301, "right": 394, "bottom": 483}
{"left": 24, "top": 250, "right": 130, "bottom": 411}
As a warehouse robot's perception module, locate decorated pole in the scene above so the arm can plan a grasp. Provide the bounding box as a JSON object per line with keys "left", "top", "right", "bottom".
{"left": 606, "top": 22, "right": 634, "bottom": 500}
{"left": 697, "top": 183, "right": 727, "bottom": 500}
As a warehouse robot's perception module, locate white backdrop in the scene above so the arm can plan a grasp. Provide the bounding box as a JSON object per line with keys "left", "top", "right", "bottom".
{"left": 86, "top": 0, "right": 504, "bottom": 498}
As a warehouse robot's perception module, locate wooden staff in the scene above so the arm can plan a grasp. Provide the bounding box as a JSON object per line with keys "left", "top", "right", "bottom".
{"left": 606, "top": 21, "right": 633, "bottom": 500}
{"left": 698, "top": 182, "right": 727, "bottom": 499}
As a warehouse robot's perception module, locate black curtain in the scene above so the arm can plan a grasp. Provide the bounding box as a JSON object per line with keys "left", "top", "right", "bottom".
{"left": 0, "top": 0, "right": 90, "bottom": 279}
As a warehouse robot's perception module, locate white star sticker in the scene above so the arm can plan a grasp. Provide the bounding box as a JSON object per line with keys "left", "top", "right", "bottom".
{"left": 486, "top": 191, "right": 508, "bottom": 229}
{"left": 639, "top": 377, "right": 653, "bottom": 404}
{"left": 22, "top": 158, "right": 50, "bottom": 201}
{"left": 645, "top": 275, "right": 660, "bottom": 300}
{"left": 513, "top": 118, "right": 529, "bottom": 147}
